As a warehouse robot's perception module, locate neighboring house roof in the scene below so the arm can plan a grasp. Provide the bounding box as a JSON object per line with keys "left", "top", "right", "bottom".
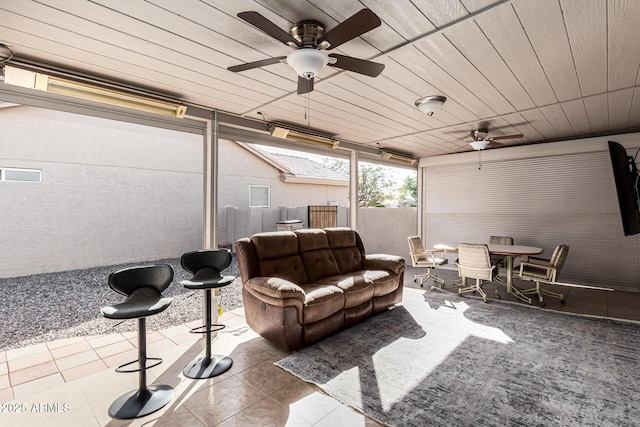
{"left": 268, "top": 153, "right": 347, "bottom": 182}
{"left": 236, "top": 141, "right": 348, "bottom": 186}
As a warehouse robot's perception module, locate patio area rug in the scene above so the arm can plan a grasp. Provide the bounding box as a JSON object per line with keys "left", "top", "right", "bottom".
{"left": 275, "top": 288, "right": 640, "bottom": 426}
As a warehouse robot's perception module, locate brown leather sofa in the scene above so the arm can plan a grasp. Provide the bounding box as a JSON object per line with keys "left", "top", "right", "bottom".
{"left": 235, "top": 227, "right": 405, "bottom": 352}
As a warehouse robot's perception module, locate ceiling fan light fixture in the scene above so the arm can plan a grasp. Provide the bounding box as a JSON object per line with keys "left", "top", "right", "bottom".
{"left": 286, "top": 48, "right": 329, "bottom": 79}
{"left": 470, "top": 140, "right": 489, "bottom": 150}
{"left": 415, "top": 95, "right": 446, "bottom": 116}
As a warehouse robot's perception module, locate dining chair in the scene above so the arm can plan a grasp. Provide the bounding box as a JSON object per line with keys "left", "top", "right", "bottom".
{"left": 517, "top": 244, "right": 569, "bottom": 307}
{"left": 456, "top": 243, "right": 498, "bottom": 303}
{"left": 407, "top": 236, "right": 448, "bottom": 288}
{"left": 489, "top": 235, "right": 514, "bottom": 267}
{"left": 489, "top": 235, "right": 514, "bottom": 286}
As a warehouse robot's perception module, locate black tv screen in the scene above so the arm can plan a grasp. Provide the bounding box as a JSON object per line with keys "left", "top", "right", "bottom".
{"left": 608, "top": 141, "right": 640, "bottom": 236}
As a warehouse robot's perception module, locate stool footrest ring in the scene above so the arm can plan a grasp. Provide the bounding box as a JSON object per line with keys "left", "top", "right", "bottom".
{"left": 115, "top": 356, "right": 163, "bottom": 373}
{"left": 189, "top": 324, "right": 225, "bottom": 334}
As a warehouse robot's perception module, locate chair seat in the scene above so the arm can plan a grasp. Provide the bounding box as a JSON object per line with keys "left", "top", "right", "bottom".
{"left": 520, "top": 265, "right": 551, "bottom": 281}
{"left": 101, "top": 287, "right": 172, "bottom": 320}
{"left": 180, "top": 267, "right": 235, "bottom": 289}
{"left": 415, "top": 257, "right": 447, "bottom": 266}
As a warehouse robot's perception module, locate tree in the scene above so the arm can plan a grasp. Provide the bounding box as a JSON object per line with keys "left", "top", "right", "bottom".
{"left": 322, "top": 158, "right": 392, "bottom": 206}
{"left": 399, "top": 175, "right": 417, "bottom": 206}
{"left": 358, "top": 164, "right": 391, "bottom": 206}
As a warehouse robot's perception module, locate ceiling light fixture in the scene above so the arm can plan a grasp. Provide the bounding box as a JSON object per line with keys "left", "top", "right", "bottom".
{"left": 415, "top": 95, "right": 446, "bottom": 116}
{"left": 470, "top": 140, "right": 489, "bottom": 150}
{"left": 286, "top": 48, "right": 336, "bottom": 79}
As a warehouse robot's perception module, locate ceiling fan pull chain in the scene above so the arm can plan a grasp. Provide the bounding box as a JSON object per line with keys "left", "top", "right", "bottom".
{"left": 478, "top": 150, "right": 482, "bottom": 170}
{"left": 306, "top": 89, "right": 311, "bottom": 128}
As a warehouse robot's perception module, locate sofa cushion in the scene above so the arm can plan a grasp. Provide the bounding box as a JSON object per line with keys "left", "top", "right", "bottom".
{"left": 300, "top": 284, "right": 345, "bottom": 324}
{"left": 302, "top": 249, "right": 340, "bottom": 282}
{"left": 252, "top": 231, "right": 299, "bottom": 260}
{"left": 296, "top": 229, "right": 331, "bottom": 251}
{"left": 352, "top": 269, "right": 397, "bottom": 297}
{"left": 315, "top": 274, "right": 374, "bottom": 309}
{"left": 296, "top": 229, "right": 340, "bottom": 282}
{"left": 252, "top": 232, "right": 308, "bottom": 285}
{"left": 325, "top": 227, "right": 357, "bottom": 248}
{"left": 258, "top": 255, "right": 308, "bottom": 285}
{"left": 332, "top": 247, "right": 363, "bottom": 274}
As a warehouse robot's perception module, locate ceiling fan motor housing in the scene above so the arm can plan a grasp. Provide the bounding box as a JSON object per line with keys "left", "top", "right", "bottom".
{"left": 290, "top": 21, "right": 329, "bottom": 48}
{"left": 474, "top": 128, "right": 489, "bottom": 140}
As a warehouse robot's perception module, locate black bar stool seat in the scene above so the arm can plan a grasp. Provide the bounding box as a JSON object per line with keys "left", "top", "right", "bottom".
{"left": 180, "top": 249, "right": 235, "bottom": 379}
{"left": 101, "top": 287, "right": 172, "bottom": 320}
{"left": 101, "top": 264, "right": 174, "bottom": 419}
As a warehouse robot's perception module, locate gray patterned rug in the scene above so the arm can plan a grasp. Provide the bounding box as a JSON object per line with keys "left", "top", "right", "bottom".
{"left": 275, "top": 288, "right": 640, "bottom": 426}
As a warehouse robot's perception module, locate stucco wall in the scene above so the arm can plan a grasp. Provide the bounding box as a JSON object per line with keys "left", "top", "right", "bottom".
{"left": 358, "top": 207, "right": 417, "bottom": 262}
{"left": 0, "top": 105, "right": 203, "bottom": 278}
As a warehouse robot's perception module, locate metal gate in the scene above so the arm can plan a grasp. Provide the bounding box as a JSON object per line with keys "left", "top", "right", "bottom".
{"left": 308, "top": 205, "right": 338, "bottom": 229}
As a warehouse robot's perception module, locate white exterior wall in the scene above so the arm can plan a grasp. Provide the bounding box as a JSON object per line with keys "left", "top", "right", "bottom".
{"left": 0, "top": 105, "right": 203, "bottom": 278}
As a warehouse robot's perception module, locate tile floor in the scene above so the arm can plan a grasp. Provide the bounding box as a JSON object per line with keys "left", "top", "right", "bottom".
{"left": 1, "top": 267, "right": 639, "bottom": 426}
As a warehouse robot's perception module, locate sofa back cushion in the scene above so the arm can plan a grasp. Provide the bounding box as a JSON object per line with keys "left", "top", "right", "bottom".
{"left": 296, "top": 229, "right": 340, "bottom": 282}
{"left": 251, "top": 231, "right": 308, "bottom": 285}
{"left": 325, "top": 228, "right": 364, "bottom": 274}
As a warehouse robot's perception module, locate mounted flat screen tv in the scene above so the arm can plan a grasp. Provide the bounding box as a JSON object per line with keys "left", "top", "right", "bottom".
{"left": 608, "top": 141, "right": 640, "bottom": 236}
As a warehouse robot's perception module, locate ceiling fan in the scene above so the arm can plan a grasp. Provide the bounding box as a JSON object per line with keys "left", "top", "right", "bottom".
{"left": 467, "top": 127, "right": 524, "bottom": 151}
{"left": 454, "top": 126, "right": 524, "bottom": 170}
{"left": 227, "top": 9, "right": 386, "bottom": 94}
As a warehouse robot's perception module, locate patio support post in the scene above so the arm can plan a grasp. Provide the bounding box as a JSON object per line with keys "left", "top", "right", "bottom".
{"left": 202, "top": 112, "right": 219, "bottom": 327}
{"left": 349, "top": 150, "right": 358, "bottom": 229}
{"left": 203, "top": 111, "right": 218, "bottom": 250}
{"left": 417, "top": 165, "right": 424, "bottom": 237}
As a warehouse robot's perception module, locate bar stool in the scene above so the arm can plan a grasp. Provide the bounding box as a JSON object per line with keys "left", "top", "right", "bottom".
{"left": 100, "top": 264, "right": 174, "bottom": 419}
{"left": 180, "top": 249, "right": 235, "bottom": 379}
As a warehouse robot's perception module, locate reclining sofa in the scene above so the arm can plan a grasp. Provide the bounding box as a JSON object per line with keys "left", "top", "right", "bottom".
{"left": 235, "top": 227, "right": 405, "bottom": 352}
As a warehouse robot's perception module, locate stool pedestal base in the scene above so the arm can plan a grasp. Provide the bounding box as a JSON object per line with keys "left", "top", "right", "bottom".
{"left": 183, "top": 355, "right": 233, "bottom": 379}
{"left": 108, "top": 384, "right": 173, "bottom": 419}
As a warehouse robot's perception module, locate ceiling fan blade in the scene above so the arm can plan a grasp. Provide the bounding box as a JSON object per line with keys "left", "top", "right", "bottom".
{"left": 237, "top": 12, "right": 301, "bottom": 47}
{"left": 328, "top": 54, "right": 384, "bottom": 77}
{"left": 227, "top": 56, "right": 286, "bottom": 72}
{"left": 297, "top": 76, "right": 314, "bottom": 94}
{"left": 487, "top": 141, "right": 504, "bottom": 148}
{"left": 490, "top": 133, "right": 524, "bottom": 141}
{"left": 318, "top": 9, "right": 381, "bottom": 50}
{"left": 454, "top": 143, "right": 472, "bottom": 152}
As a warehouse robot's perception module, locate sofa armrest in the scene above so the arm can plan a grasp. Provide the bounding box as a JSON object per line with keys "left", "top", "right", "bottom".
{"left": 244, "top": 276, "right": 306, "bottom": 302}
{"left": 363, "top": 254, "right": 406, "bottom": 275}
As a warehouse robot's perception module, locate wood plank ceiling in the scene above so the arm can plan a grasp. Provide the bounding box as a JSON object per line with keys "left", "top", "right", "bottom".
{"left": 1, "top": 0, "right": 639, "bottom": 159}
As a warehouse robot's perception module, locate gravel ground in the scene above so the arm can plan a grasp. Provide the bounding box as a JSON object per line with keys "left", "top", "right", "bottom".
{"left": 0, "top": 257, "right": 243, "bottom": 351}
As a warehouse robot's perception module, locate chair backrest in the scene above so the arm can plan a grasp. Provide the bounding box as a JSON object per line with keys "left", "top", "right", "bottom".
{"left": 108, "top": 264, "right": 174, "bottom": 297}
{"left": 457, "top": 243, "right": 494, "bottom": 281}
{"left": 489, "top": 235, "right": 514, "bottom": 245}
{"left": 407, "top": 236, "right": 427, "bottom": 265}
{"left": 549, "top": 244, "right": 570, "bottom": 279}
{"left": 181, "top": 249, "right": 232, "bottom": 276}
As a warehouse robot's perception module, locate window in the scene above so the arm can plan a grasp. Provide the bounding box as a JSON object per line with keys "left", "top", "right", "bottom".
{"left": 0, "top": 168, "right": 41, "bottom": 182}
{"left": 249, "top": 185, "right": 270, "bottom": 208}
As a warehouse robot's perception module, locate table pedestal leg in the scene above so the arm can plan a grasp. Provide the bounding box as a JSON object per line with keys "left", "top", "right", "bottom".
{"left": 506, "top": 255, "right": 532, "bottom": 304}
